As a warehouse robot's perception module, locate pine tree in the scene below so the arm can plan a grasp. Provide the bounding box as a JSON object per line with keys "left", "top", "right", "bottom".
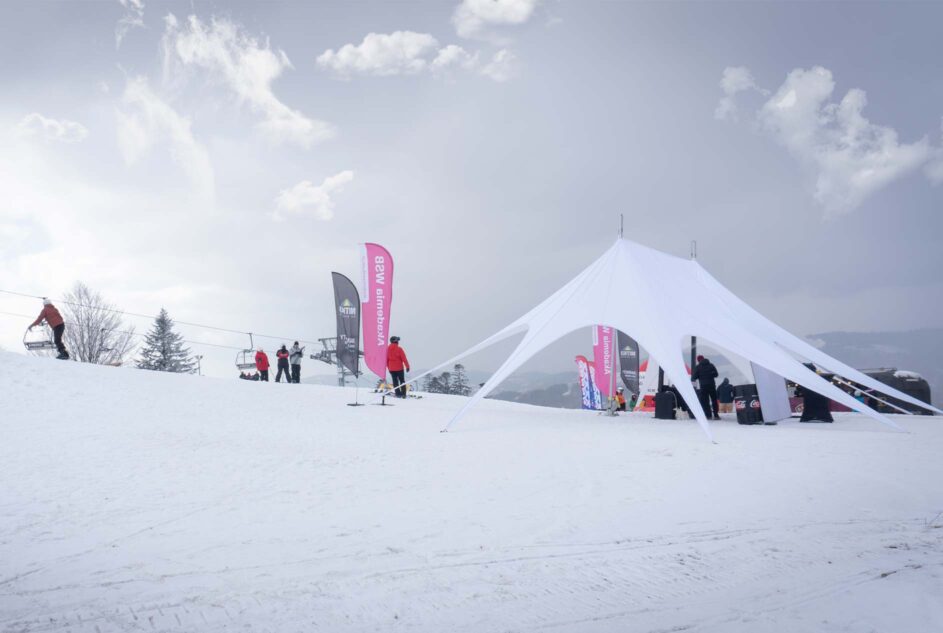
{"left": 450, "top": 364, "right": 471, "bottom": 396}
{"left": 137, "top": 308, "right": 195, "bottom": 373}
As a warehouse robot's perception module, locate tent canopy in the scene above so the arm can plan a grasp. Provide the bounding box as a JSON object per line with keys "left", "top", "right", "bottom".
{"left": 411, "top": 238, "right": 940, "bottom": 440}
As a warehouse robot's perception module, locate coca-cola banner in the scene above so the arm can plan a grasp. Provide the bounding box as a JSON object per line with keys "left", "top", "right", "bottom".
{"left": 331, "top": 272, "right": 361, "bottom": 377}
{"left": 361, "top": 243, "right": 394, "bottom": 379}
{"left": 617, "top": 330, "right": 640, "bottom": 396}
{"left": 592, "top": 325, "right": 616, "bottom": 398}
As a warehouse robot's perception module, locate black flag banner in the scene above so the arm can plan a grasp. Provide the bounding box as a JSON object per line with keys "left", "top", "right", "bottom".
{"left": 617, "top": 329, "right": 640, "bottom": 396}
{"left": 332, "top": 272, "right": 361, "bottom": 377}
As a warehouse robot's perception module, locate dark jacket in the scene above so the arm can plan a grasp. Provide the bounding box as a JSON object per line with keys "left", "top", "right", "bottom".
{"left": 691, "top": 358, "right": 718, "bottom": 390}
{"left": 717, "top": 379, "right": 735, "bottom": 403}
{"left": 276, "top": 348, "right": 290, "bottom": 366}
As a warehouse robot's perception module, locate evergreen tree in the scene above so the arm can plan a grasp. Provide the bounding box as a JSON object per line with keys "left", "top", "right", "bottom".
{"left": 450, "top": 364, "right": 471, "bottom": 396}
{"left": 137, "top": 308, "right": 195, "bottom": 373}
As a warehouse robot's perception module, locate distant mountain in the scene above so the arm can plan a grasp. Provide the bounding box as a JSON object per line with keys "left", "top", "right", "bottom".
{"left": 490, "top": 383, "right": 583, "bottom": 409}
{"left": 806, "top": 329, "right": 941, "bottom": 406}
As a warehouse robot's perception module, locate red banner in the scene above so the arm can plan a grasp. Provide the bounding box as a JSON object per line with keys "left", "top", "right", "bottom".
{"left": 361, "top": 243, "right": 394, "bottom": 379}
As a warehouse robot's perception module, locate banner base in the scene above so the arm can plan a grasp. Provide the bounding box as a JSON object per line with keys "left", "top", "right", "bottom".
{"left": 347, "top": 403, "right": 365, "bottom": 407}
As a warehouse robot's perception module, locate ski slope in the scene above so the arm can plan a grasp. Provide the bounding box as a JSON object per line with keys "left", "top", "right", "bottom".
{"left": 1, "top": 352, "right": 942, "bottom": 632}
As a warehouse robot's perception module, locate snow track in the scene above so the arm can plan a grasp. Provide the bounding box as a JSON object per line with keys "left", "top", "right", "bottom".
{"left": 1, "top": 353, "right": 942, "bottom": 632}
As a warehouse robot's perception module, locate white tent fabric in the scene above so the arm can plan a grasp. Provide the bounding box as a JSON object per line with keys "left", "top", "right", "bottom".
{"left": 407, "top": 239, "right": 940, "bottom": 440}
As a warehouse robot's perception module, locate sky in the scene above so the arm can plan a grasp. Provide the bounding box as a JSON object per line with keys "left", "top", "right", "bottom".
{"left": 1, "top": 0, "right": 941, "bottom": 380}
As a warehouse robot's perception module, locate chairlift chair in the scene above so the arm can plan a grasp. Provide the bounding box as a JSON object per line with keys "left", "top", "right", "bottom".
{"left": 23, "top": 325, "right": 57, "bottom": 355}
{"left": 235, "top": 349, "right": 256, "bottom": 372}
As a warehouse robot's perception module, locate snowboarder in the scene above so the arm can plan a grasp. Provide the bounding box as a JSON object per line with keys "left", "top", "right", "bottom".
{"left": 387, "top": 335, "right": 410, "bottom": 398}
{"left": 255, "top": 348, "right": 270, "bottom": 382}
{"left": 691, "top": 355, "right": 720, "bottom": 420}
{"left": 717, "top": 377, "right": 735, "bottom": 414}
{"left": 275, "top": 345, "right": 291, "bottom": 383}
{"left": 29, "top": 298, "right": 69, "bottom": 359}
{"left": 289, "top": 341, "right": 304, "bottom": 384}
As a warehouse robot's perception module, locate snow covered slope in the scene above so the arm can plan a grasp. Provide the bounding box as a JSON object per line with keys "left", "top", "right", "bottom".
{"left": 1, "top": 352, "right": 942, "bottom": 632}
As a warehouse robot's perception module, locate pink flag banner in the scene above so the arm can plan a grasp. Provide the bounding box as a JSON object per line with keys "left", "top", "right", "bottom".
{"left": 592, "top": 325, "right": 616, "bottom": 399}
{"left": 361, "top": 243, "right": 394, "bottom": 379}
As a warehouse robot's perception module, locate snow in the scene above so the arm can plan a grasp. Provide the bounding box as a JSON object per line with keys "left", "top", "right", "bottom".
{"left": 1, "top": 352, "right": 942, "bottom": 632}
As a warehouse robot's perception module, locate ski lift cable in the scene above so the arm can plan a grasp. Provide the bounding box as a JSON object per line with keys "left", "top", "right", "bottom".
{"left": 0, "top": 288, "right": 321, "bottom": 347}
{"left": 0, "top": 309, "right": 248, "bottom": 352}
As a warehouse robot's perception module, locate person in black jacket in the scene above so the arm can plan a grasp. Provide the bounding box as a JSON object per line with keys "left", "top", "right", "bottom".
{"left": 691, "top": 355, "right": 720, "bottom": 420}
{"left": 717, "top": 377, "right": 735, "bottom": 414}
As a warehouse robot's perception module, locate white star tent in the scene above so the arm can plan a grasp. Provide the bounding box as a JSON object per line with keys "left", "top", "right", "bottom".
{"left": 411, "top": 238, "right": 940, "bottom": 440}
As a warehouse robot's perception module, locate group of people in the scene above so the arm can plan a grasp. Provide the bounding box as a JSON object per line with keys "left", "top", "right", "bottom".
{"left": 242, "top": 342, "right": 306, "bottom": 383}
{"left": 653, "top": 355, "right": 734, "bottom": 420}
{"left": 239, "top": 336, "right": 410, "bottom": 396}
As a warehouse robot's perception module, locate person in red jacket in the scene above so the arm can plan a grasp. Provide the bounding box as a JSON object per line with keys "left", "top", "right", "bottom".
{"left": 274, "top": 344, "right": 291, "bottom": 383}
{"left": 255, "top": 348, "right": 270, "bottom": 382}
{"left": 387, "top": 335, "right": 410, "bottom": 398}
{"left": 29, "top": 298, "right": 69, "bottom": 359}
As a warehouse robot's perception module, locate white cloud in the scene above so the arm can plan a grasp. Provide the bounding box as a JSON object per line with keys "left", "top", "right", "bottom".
{"left": 430, "top": 44, "right": 480, "bottom": 74}
{"left": 719, "top": 66, "right": 940, "bottom": 215}
{"left": 163, "top": 14, "right": 334, "bottom": 148}
{"left": 714, "top": 66, "right": 765, "bottom": 121}
{"left": 317, "top": 31, "right": 440, "bottom": 77}
{"left": 116, "top": 0, "right": 145, "bottom": 49}
{"left": 479, "top": 49, "right": 518, "bottom": 82}
{"left": 452, "top": 0, "right": 540, "bottom": 39}
{"left": 14, "top": 113, "right": 88, "bottom": 143}
{"left": 317, "top": 32, "right": 510, "bottom": 82}
{"left": 273, "top": 171, "right": 354, "bottom": 221}
{"left": 116, "top": 76, "right": 215, "bottom": 200}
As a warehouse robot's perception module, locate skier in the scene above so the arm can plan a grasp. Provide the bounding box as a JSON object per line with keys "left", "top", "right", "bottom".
{"left": 289, "top": 341, "right": 305, "bottom": 384}
{"left": 690, "top": 354, "right": 720, "bottom": 420}
{"left": 717, "top": 377, "right": 735, "bottom": 414}
{"left": 29, "top": 298, "right": 69, "bottom": 359}
{"left": 275, "top": 344, "right": 291, "bottom": 383}
{"left": 386, "top": 335, "right": 410, "bottom": 398}
{"left": 255, "top": 348, "right": 270, "bottom": 382}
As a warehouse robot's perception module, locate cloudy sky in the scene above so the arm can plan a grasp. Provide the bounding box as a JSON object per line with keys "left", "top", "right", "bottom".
{"left": 1, "top": 0, "right": 941, "bottom": 380}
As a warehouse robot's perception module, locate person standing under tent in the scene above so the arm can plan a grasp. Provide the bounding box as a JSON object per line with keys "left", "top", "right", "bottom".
{"left": 255, "top": 348, "right": 270, "bottom": 382}
{"left": 289, "top": 341, "right": 305, "bottom": 384}
{"left": 29, "top": 298, "right": 69, "bottom": 360}
{"left": 717, "top": 377, "right": 735, "bottom": 414}
{"left": 387, "top": 335, "right": 410, "bottom": 398}
{"left": 691, "top": 354, "right": 720, "bottom": 420}
{"left": 275, "top": 345, "right": 291, "bottom": 383}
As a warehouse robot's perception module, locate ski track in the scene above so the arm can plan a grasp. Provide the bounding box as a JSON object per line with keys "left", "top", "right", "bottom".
{"left": 2, "top": 353, "right": 943, "bottom": 632}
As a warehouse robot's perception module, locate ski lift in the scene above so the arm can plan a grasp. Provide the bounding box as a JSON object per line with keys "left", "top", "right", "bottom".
{"left": 23, "top": 325, "right": 57, "bottom": 354}
{"left": 235, "top": 349, "right": 256, "bottom": 371}
{"left": 235, "top": 333, "right": 256, "bottom": 372}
